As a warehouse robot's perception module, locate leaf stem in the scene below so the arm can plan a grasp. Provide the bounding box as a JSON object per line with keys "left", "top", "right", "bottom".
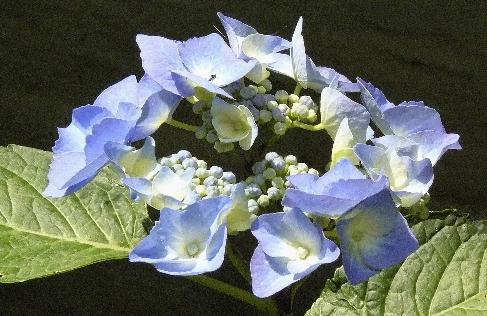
{"left": 226, "top": 242, "right": 251, "bottom": 283}
{"left": 291, "top": 121, "right": 326, "bottom": 131}
{"left": 166, "top": 118, "right": 198, "bottom": 133}
{"left": 186, "top": 275, "right": 279, "bottom": 316}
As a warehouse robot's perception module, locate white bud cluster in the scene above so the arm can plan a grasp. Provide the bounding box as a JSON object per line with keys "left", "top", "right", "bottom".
{"left": 290, "top": 95, "right": 319, "bottom": 123}
{"left": 160, "top": 150, "right": 241, "bottom": 201}
{"left": 244, "top": 152, "right": 320, "bottom": 210}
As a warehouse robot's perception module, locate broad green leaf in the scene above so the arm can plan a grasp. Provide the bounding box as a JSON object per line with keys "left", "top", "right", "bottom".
{"left": 306, "top": 216, "right": 487, "bottom": 316}
{"left": 0, "top": 145, "right": 149, "bottom": 283}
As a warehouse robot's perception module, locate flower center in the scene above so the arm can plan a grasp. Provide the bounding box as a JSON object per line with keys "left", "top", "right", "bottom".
{"left": 185, "top": 242, "right": 201, "bottom": 257}
{"left": 296, "top": 246, "right": 309, "bottom": 260}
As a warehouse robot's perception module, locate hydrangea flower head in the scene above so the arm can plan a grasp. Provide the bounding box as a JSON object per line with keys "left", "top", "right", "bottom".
{"left": 129, "top": 197, "right": 232, "bottom": 275}
{"left": 250, "top": 208, "right": 339, "bottom": 297}
{"left": 336, "top": 188, "right": 419, "bottom": 284}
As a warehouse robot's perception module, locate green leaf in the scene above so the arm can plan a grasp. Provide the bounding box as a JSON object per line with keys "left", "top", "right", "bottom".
{"left": 306, "top": 216, "right": 487, "bottom": 316}
{"left": 0, "top": 145, "right": 149, "bottom": 283}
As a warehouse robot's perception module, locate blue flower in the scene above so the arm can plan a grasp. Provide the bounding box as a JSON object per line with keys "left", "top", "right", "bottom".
{"left": 357, "top": 78, "right": 460, "bottom": 165}
{"left": 129, "top": 197, "right": 232, "bottom": 275}
{"left": 283, "top": 159, "right": 387, "bottom": 217}
{"left": 336, "top": 188, "right": 419, "bottom": 284}
{"left": 268, "top": 17, "right": 357, "bottom": 93}
{"left": 250, "top": 208, "right": 340, "bottom": 297}
{"left": 217, "top": 12, "right": 290, "bottom": 84}
{"left": 354, "top": 143, "right": 434, "bottom": 207}
{"left": 123, "top": 166, "right": 196, "bottom": 210}
{"left": 44, "top": 75, "right": 180, "bottom": 197}
{"left": 136, "top": 33, "right": 256, "bottom": 99}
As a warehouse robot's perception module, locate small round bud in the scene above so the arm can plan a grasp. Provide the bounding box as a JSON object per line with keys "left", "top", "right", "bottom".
{"left": 266, "top": 100, "right": 278, "bottom": 110}
{"left": 258, "top": 109, "right": 272, "bottom": 123}
{"left": 192, "top": 178, "right": 201, "bottom": 185}
{"left": 252, "top": 161, "right": 266, "bottom": 175}
{"left": 240, "top": 86, "right": 258, "bottom": 99}
{"left": 203, "top": 176, "right": 218, "bottom": 186}
{"left": 271, "top": 177, "right": 285, "bottom": 189}
{"left": 273, "top": 122, "right": 288, "bottom": 135}
{"left": 220, "top": 184, "right": 233, "bottom": 196}
{"left": 221, "top": 172, "right": 236, "bottom": 183}
{"left": 278, "top": 103, "right": 290, "bottom": 115}
{"left": 285, "top": 155, "right": 298, "bottom": 165}
{"left": 209, "top": 166, "right": 224, "bottom": 178}
{"left": 272, "top": 108, "right": 286, "bottom": 122}
{"left": 195, "top": 126, "right": 207, "bottom": 139}
{"left": 275, "top": 90, "right": 288, "bottom": 103}
{"left": 245, "top": 176, "right": 255, "bottom": 184}
{"left": 245, "top": 183, "right": 262, "bottom": 198}
{"left": 169, "top": 156, "right": 179, "bottom": 165}
{"left": 270, "top": 157, "right": 286, "bottom": 171}
{"left": 257, "top": 195, "right": 270, "bottom": 207}
{"left": 263, "top": 168, "right": 277, "bottom": 180}
{"left": 206, "top": 186, "right": 220, "bottom": 197}
{"left": 307, "top": 109, "right": 318, "bottom": 123}
{"left": 160, "top": 157, "right": 171, "bottom": 166}
{"left": 196, "top": 159, "right": 207, "bottom": 169}
{"left": 267, "top": 187, "right": 281, "bottom": 200}
{"left": 195, "top": 185, "right": 207, "bottom": 196}
{"left": 288, "top": 93, "right": 299, "bottom": 104}
{"left": 205, "top": 130, "right": 218, "bottom": 143}
{"left": 260, "top": 79, "right": 272, "bottom": 92}
{"left": 288, "top": 165, "right": 299, "bottom": 175}
{"left": 299, "top": 95, "right": 315, "bottom": 108}
{"left": 257, "top": 85, "right": 266, "bottom": 94}
{"left": 254, "top": 174, "right": 266, "bottom": 187}
{"left": 297, "top": 162, "right": 309, "bottom": 173}
{"left": 176, "top": 150, "right": 192, "bottom": 161}
{"left": 265, "top": 152, "right": 280, "bottom": 161}
{"left": 195, "top": 168, "right": 210, "bottom": 179}
{"left": 182, "top": 158, "right": 197, "bottom": 169}
{"left": 248, "top": 199, "right": 259, "bottom": 214}
{"left": 308, "top": 168, "right": 319, "bottom": 176}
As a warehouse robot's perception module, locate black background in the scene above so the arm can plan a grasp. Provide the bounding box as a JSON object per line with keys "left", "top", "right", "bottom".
{"left": 1, "top": 1, "right": 486, "bottom": 315}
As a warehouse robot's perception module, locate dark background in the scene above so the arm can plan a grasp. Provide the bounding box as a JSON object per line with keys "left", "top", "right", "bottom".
{"left": 0, "top": 1, "right": 486, "bottom": 315}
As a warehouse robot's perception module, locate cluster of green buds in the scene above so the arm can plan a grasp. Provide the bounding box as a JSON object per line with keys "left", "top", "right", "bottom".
{"left": 244, "top": 152, "right": 319, "bottom": 213}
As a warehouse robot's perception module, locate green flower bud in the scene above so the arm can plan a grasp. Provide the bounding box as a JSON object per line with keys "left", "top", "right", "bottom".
{"left": 205, "top": 130, "right": 218, "bottom": 143}
{"left": 288, "top": 93, "right": 299, "bottom": 104}
{"left": 263, "top": 168, "right": 277, "bottom": 180}
{"left": 257, "top": 85, "right": 266, "bottom": 94}
{"left": 308, "top": 168, "right": 319, "bottom": 175}
{"left": 275, "top": 90, "right": 289, "bottom": 103}
{"left": 257, "top": 194, "right": 270, "bottom": 207}
{"left": 214, "top": 141, "right": 235, "bottom": 153}
{"left": 267, "top": 187, "right": 281, "bottom": 200}
{"left": 195, "top": 185, "right": 207, "bottom": 196}
{"left": 259, "top": 109, "right": 272, "bottom": 123}
{"left": 297, "top": 162, "right": 309, "bottom": 173}
{"left": 271, "top": 177, "right": 284, "bottom": 189}
{"left": 260, "top": 79, "right": 272, "bottom": 92}
{"left": 266, "top": 100, "right": 278, "bottom": 110}
{"left": 195, "top": 167, "right": 210, "bottom": 179}
{"left": 285, "top": 155, "right": 297, "bottom": 165}
{"left": 273, "top": 122, "right": 287, "bottom": 135}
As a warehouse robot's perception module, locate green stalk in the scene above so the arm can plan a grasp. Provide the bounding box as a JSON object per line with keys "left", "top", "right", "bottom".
{"left": 226, "top": 242, "right": 251, "bottom": 283}
{"left": 186, "top": 275, "right": 279, "bottom": 316}
{"left": 291, "top": 121, "right": 326, "bottom": 131}
{"left": 293, "top": 84, "right": 302, "bottom": 96}
{"left": 166, "top": 118, "right": 198, "bottom": 133}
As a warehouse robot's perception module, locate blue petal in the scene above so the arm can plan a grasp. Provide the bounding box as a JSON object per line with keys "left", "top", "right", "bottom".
{"left": 179, "top": 33, "right": 256, "bottom": 87}
{"left": 250, "top": 246, "right": 297, "bottom": 297}
{"left": 357, "top": 77, "right": 394, "bottom": 134}
{"left": 336, "top": 189, "right": 419, "bottom": 284}
{"left": 407, "top": 130, "right": 461, "bottom": 166}
{"left": 171, "top": 70, "right": 234, "bottom": 99}
{"left": 383, "top": 104, "right": 445, "bottom": 136}
{"left": 93, "top": 75, "right": 139, "bottom": 114}
{"left": 129, "top": 221, "right": 169, "bottom": 263}
{"left": 241, "top": 34, "right": 291, "bottom": 64}
{"left": 267, "top": 53, "right": 294, "bottom": 78}
{"left": 217, "top": 12, "right": 257, "bottom": 56}
{"left": 136, "top": 34, "right": 185, "bottom": 95}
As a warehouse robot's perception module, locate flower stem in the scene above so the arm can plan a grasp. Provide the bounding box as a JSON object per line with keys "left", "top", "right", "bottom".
{"left": 186, "top": 275, "right": 279, "bottom": 316}
{"left": 291, "top": 121, "right": 326, "bottom": 131}
{"left": 226, "top": 242, "right": 251, "bottom": 283}
{"left": 293, "top": 84, "right": 302, "bottom": 96}
{"left": 166, "top": 118, "right": 198, "bottom": 133}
